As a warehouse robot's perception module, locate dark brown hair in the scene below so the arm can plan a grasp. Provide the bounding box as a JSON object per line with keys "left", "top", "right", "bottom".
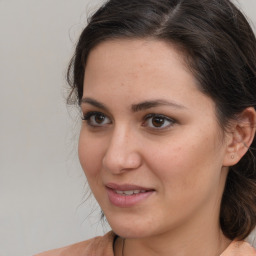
{"left": 67, "top": 0, "right": 256, "bottom": 240}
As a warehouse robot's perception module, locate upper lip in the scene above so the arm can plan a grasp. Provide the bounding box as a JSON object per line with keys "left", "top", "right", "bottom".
{"left": 106, "top": 183, "right": 154, "bottom": 191}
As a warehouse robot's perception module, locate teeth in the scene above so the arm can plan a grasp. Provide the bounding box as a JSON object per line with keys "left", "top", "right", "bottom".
{"left": 115, "top": 190, "right": 146, "bottom": 195}
{"left": 124, "top": 190, "right": 134, "bottom": 195}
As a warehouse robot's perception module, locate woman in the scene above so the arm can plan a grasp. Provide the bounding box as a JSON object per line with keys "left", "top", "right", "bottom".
{"left": 37, "top": 0, "right": 256, "bottom": 255}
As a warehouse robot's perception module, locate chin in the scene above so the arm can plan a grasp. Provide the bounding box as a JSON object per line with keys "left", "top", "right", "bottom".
{"left": 111, "top": 225, "right": 149, "bottom": 239}
{"left": 105, "top": 213, "right": 156, "bottom": 239}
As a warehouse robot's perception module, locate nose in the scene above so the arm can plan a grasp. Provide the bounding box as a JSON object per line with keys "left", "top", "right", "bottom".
{"left": 102, "top": 126, "right": 142, "bottom": 174}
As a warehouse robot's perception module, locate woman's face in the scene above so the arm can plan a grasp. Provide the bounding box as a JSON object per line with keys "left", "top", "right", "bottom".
{"left": 79, "top": 39, "right": 230, "bottom": 238}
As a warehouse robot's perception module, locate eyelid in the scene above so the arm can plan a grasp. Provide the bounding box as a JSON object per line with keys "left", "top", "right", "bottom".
{"left": 143, "top": 113, "right": 176, "bottom": 122}
{"left": 82, "top": 111, "right": 99, "bottom": 120}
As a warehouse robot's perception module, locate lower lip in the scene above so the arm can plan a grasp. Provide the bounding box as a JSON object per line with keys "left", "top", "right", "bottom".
{"left": 106, "top": 188, "right": 154, "bottom": 208}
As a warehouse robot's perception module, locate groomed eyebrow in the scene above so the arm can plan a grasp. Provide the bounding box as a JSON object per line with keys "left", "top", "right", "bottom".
{"left": 131, "top": 99, "right": 186, "bottom": 112}
{"left": 80, "top": 97, "right": 186, "bottom": 112}
{"left": 80, "top": 97, "right": 109, "bottom": 111}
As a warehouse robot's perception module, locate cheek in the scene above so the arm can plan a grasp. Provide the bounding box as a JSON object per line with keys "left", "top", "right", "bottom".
{"left": 147, "top": 129, "right": 223, "bottom": 196}
{"left": 78, "top": 131, "right": 103, "bottom": 179}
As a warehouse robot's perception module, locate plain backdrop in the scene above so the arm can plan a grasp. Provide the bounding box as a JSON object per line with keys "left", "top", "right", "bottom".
{"left": 0, "top": 1, "right": 256, "bottom": 256}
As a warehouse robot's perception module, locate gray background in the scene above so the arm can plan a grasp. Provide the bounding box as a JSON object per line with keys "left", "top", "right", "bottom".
{"left": 0, "top": 1, "right": 255, "bottom": 256}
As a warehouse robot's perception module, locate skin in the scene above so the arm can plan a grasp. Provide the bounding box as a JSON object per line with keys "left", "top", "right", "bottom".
{"left": 78, "top": 39, "right": 252, "bottom": 256}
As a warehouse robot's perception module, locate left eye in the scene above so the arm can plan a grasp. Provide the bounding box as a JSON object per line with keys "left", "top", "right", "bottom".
{"left": 142, "top": 114, "right": 175, "bottom": 129}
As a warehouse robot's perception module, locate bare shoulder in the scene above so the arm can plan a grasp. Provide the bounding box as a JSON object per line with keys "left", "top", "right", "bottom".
{"left": 221, "top": 241, "right": 256, "bottom": 256}
{"left": 34, "top": 231, "right": 116, "bottom": 256}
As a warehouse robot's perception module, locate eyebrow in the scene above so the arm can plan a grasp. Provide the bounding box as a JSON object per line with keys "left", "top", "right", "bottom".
{"left": 131, "top": 99, "right": 186, "bottom": 112}
{"left": 80, "top": 97, "right": 186, "bottom": 112}
{"left": 80, "top": 97, "right": 109, "bottom": 111}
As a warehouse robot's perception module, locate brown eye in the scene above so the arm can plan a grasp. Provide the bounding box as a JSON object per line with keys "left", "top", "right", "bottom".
{"left": 95, "top": 113, "right": 106, "bottom": 124}
{"left": 152, "top": 116, "right": 165, "bottom": 127}
{"left": 83, "top": 112, "right": 111, "bottom": 127}
{"left": 143, "top": 114, "right": 175, "bottom": 129}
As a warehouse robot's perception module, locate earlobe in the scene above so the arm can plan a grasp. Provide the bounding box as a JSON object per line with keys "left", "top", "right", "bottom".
{"left": 223, "top": 107, "right": 256, "bottom": 167}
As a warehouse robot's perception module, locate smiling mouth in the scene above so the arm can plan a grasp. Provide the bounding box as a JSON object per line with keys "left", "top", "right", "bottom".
{"left": 115, "top": 189, "right": 147, "bottom": 195}
{"left": 106, "top": 183, "right": 155, "bottom": 207}
{"left": 106, "top": 183, "right": 154, "bottom": 194}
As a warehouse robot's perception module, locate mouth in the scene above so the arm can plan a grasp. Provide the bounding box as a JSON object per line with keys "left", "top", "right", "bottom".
{"left": 105, "top": 183, "right": 155, "bottom": 207}
{"left": 115, "top": 189, "right": 147, "bottom": 195}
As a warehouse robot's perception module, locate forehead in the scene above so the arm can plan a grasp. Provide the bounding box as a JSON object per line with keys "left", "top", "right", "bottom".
{"left": 84, "top": 39, "right": 197, "bottom": 95}
{"left": 83, "top": 39, "right": 213, "bottom": 113}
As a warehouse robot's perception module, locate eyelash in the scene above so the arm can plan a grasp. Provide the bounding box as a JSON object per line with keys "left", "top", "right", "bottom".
{"left": 82, "top": 111, "right": 176, "bottom": 129}
{"left": 82, "top": 111, "right": 112, "bottom": 127}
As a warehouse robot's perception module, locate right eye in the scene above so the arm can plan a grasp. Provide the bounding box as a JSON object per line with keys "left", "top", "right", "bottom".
{"left": 82, "top": 111, "right": 111, "bottom": 127}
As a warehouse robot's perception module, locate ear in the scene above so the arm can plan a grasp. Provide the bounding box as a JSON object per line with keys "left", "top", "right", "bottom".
{"left": 223, "top": 107, "right": 256, "bottom": 167}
